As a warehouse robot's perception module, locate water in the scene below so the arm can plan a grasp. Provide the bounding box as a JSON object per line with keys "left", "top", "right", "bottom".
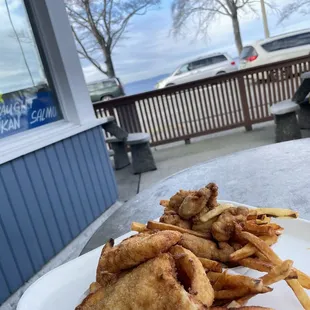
{"left": 123, "top": 57, "right": 239, "bottom": 96}
{"left": 124, "top": 73, "right": 169, "bottom": 96}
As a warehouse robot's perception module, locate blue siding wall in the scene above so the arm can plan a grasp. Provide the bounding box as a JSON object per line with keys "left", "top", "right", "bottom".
{"left": 0, "top": 126, "right": 118, "bottom": 304}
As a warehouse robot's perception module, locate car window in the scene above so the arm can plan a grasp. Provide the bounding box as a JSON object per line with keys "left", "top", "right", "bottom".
{"left": 189, "top": 58, "right": 210, "bottom": 70}
{"left": 262, "top": 32, "right": 310, "bottom": 52}
{"left": 88, "top": 80, "right": 116, "bottom": 92}
{"left": 240, "top": 46, "right": 258, "bottom": 59}
{"left": 102, "top": 80, "right": 117, "bottom": 88}
{"left": 209, "top": 55, "right": 227, "bottom": 64}
{"left": 175, "top": 64, "right": 190, "bottom": 75}
{"left": 87, "top": 84, "right": 98, "bottom": 92}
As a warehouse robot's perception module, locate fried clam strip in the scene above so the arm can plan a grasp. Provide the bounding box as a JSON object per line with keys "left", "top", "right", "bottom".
{"left": 236, "top": 260, "right": 294, "bottom": 306}
{"left": 160, "top": 209, "right": 192, "bottom": 229}
{"left": 239, "top": 231, "right": 310, "bottom": 310}
{"left": 178, "top": 187, "right": 211, "bottom": 219}
{"left": 170, "top": 245, "right": 214, "bottom": 307}
{"left": 97, "top": 230, "right": 182, "bottom": 278}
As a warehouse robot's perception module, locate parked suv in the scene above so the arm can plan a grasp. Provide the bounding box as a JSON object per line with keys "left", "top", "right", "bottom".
{"left": 156, "top": 53, "right": 237, "bottom": 89}
{"left": 239, "top": 29, "right": 310, "bottom": 70}
{"left": 87, "top": 78, "right": 125, "bottom": 102}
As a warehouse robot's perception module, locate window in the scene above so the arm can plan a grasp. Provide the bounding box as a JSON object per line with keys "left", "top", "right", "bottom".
{"left": 209, "top": 55, "right": 227, "bottom": 64}
{"left": 0, "top": 0, "right": 62, "bottom": 139}
{"left": 102, "top": 80, "right": 117, "bottom": 88}
{"left": 262, "top": 32, "right": 310, "bottom": 52}
{"left": 175, "top": 64, "right": 190, "bottom": 75}
{"left": 189, "top": 58, "right": 209, "bottom": 70}
{"left": 240, "top": 46, "right": 258, "bottom": 60}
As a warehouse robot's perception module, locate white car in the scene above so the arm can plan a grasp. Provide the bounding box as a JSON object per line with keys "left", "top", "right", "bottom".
{"left": 239, "top": 28, "right": 310, "bottom": 70}
{"left": 156, "top": 53, "right": 237, "bottom": 89}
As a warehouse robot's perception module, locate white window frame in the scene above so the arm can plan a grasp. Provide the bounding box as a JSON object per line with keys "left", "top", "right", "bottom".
{"left": 0, "top": 0, "right": 106, "bottom": 165}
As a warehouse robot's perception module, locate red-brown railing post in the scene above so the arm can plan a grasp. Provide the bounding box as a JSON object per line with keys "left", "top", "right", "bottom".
{"left": 237, "top": 76, "right": 253, "bottom": 131}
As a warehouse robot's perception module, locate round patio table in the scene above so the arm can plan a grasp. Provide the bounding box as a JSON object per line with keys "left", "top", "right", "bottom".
{"left": 81, "top": 138, "right": 310, "bottom": 254}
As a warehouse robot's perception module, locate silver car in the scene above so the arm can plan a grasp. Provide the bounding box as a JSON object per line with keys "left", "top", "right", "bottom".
{"left": 156, "top": 53, "right": 237, "bottom": 89}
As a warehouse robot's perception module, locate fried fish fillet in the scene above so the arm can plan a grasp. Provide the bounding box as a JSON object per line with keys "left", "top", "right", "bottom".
{"left": 97, "top": 230, "right": 182, "bottom": 280}
{"left": 179, "top": 233, "right": 234, "bottom": 263}
{"left": 77, "top": 253, "right": 206, "bottom": 310}
{"left": 170, "top": 245, "right": 214, "bottom": 307}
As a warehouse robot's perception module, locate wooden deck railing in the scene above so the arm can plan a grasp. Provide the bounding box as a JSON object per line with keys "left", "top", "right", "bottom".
{"left": 94, "top": 55, "right": 310, "bottom": 146}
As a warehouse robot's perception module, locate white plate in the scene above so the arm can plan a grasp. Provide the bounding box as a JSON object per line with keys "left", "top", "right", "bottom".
{"left": 17, "top": 201, "right": 310, "bottom": 310}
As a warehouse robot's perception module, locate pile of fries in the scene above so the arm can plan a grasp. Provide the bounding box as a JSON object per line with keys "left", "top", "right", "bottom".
{"left": 129, "top": 183, "right": 310, "bottom": 309}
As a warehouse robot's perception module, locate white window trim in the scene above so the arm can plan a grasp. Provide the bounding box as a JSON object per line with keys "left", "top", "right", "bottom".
{"left": 0, "top": 0, "right": 106, "bottom": 165}
{"left": 0, "top": 119, "right": 106, "bottom": 165}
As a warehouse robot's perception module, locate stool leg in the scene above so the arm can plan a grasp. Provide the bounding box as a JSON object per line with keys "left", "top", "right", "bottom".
{"left": 111, "top": 142, "right": 130, "bottom": 170}
{"left": 130, "top": 142, "right": 157, "bottom": 174}
{"left": 275, "top": 112, "right": 301, "bottom": 143}
{"left": 298, "top": 104, "right": 310, "bottom": 129}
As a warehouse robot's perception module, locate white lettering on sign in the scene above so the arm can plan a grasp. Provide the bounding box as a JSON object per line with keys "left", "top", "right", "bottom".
{"left": 0, "top": 116, "right": 21, "bottom": 133}
{"left": 30, "top": 106, "right": 57, "bottom": 124}
{"left": 0, "top": 104, "right": 13, "bottom": 116}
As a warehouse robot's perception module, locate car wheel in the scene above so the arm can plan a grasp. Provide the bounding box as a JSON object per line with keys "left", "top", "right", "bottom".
{"left": 166, "top": 83, "right": 175, "bottom": 87}
{"left": 101, "top": 95, "right": 113, "bottom": 101}
{"left": 216, "top": 71, "right": 226, "bottom": 75}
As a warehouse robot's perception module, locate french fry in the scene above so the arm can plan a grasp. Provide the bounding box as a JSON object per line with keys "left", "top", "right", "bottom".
{"left": 239, "top": 232, "right": 282, "bottom": 264}
{"left": 160, "top": 200, "right": 169, "bottom": 207}
{"left": 131, "top": 222, "right": 148, "bottom": 233}
{"left": 199, "top": 204, "right": 232, "bottom": 223}
{"left": 239, "top": 257, "right": 273, "bottom": 272}
{"left": 226, "top": 300, "right": 242, "bottom": 308}
{"left": 249, "top": 208, "right": 298, "bottom": 218}
{"left": 295, "top": 269, "right": 310, "bottom": 289}
{"left": 212, "top": 271, "right": 228, "bottom": 291}
{"left": 238, "top": 257, "right": 297, "bottom": 279}
{"left": 255, "top": 251, "right": 269, "bottom": 261}
{"left": 244, "top": 221, "right": 275, "bottom": 236}
{"left": 199, "top": 257, "right": 223, "bottom": 272}
{"left": 261, "top": 260, "right": 294, "bottom": 285}
{"left": 146, "top": 221, "right": 211, "bottom": 239}
{"left": 208, "top": 272, "right": 264, "bottom": 292}
{"left": 230, "top": 235, "right": 278, "bottom": 261}
{"left": 236, "top": 260, "right": 294, "bottom": 306}
{"left": 215, "top": 285, "right": 272, "bottom": 300}
{"left": 287, "top": 279, "right": 310, "bottom": 309}
{"left": 240, "top": 231, "right": 310, "bottom": 310}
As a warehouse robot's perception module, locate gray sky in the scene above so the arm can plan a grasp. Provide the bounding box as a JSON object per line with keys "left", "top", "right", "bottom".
{"left": 80, "top": 0, "right": 310, "bottom": 83}
{"left": 0, "top": 0, "right": 309, "bottom": 94}
{"left": 0, "top": 0, "right": 46, "bottom": 94}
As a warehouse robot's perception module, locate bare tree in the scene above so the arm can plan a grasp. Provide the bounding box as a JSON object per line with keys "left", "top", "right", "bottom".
{"left": 171, "top": 0, "right": 275, "bottom": 55}
{"left": 66, "top": 0, "right": 160, "bottom": 78}
{"left": 278, "top": 0, "right": 310, "bottom": 23}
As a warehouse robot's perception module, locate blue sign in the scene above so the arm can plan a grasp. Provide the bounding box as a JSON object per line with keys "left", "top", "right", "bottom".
{"left": 0, "top": 86, "right": 62, "bottom": 139}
